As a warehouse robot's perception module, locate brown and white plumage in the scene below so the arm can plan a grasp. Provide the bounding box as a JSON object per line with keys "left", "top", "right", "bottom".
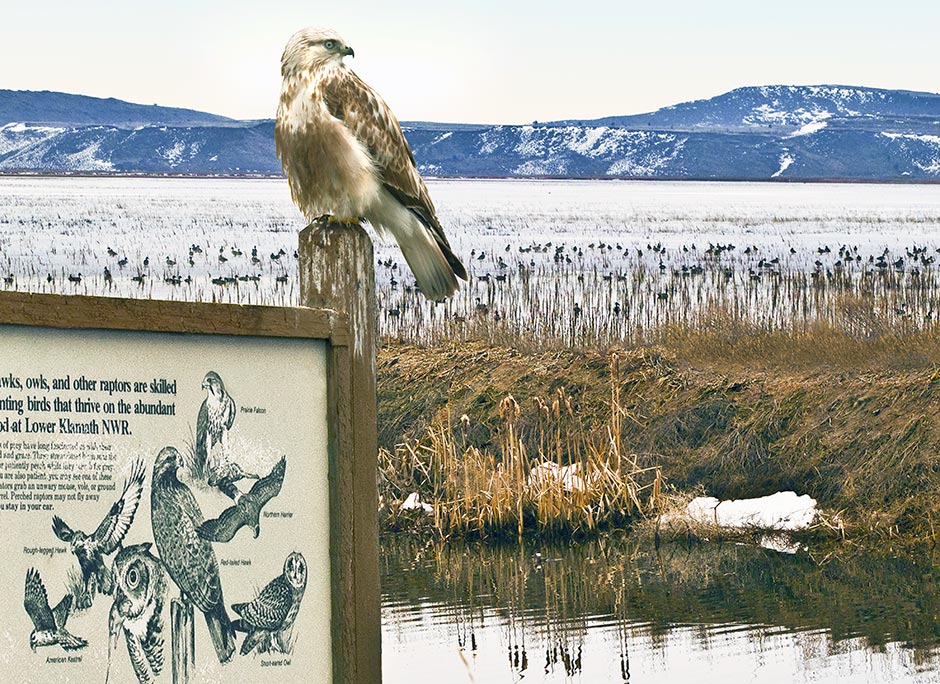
{"left": 276, "top": 26, "right": 467, "bottom": 301}
{"left": 151, "top": 447, "right": 235, "bottom": 664}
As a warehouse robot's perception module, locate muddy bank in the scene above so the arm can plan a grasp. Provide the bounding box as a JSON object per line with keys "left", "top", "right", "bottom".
{"left": 378, "top": 339, "right": 940, "bottom": 540}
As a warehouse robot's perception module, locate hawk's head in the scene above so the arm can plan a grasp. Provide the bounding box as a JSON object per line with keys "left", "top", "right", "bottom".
{"left": 202, "top": 371, "right": 226, "bottom": 398}
{"left": 281, "top": 27, "right": 354, "bottom": 76}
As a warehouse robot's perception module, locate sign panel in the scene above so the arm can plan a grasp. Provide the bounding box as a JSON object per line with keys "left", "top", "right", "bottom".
{"left": 0, "top": 323, "right": 332, "bottom": 683}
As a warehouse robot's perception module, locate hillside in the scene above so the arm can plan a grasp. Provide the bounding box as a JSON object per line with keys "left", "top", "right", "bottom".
{"left": 1, "top": 85, "right": 939, "bottom": 179}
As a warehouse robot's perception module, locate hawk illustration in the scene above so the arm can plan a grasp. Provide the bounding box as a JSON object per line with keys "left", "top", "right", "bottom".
{"left": 23, "top": 568, "right": 87, "bottom": 652}
{"left": 232, "top": 552, "right": 307, "bottom": 655}
{"left": 52, "top": 458, "right": 146, "bottom": 604}
{"left": 197, "top": 456, "right": 286, "bottom": 543}
{"left": 107, "top": 543, "right": 167, "bottom": 684}
{"left": 276, "top": 26, "right": 467, "bottom": 301}
{"left": 151, "top": 446, "right": 235, "bottom": 664}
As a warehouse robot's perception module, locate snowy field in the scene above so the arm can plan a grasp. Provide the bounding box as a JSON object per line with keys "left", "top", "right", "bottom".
{"left": 2, "top": 176, "right": 940, "bottom": 345}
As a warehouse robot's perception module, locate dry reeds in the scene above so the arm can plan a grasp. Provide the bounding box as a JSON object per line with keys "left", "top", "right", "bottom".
{"left": 380, "top": 355, "right": 662, "bottom": 538}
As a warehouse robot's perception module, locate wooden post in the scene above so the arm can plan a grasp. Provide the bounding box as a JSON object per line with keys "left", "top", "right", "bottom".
{"left": 171, "top": 598, "right": 194, "bottom": 684}
{"left": 299, "top": 220, "right": 381, "bottom": 684}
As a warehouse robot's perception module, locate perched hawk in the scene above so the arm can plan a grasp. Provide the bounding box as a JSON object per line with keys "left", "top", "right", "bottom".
{"left": 52, "top": 458, "right": 146, "bottom": 604}
{"left": 276, "top": 26, "right": 467, "bottom": 301}
{"left": 151, "top": 447, "right": 235, "bottom": 664}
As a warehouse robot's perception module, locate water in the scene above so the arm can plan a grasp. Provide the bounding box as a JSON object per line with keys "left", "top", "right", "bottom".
{"left": 381, "top": 535, "right": 940, "bottom": 683}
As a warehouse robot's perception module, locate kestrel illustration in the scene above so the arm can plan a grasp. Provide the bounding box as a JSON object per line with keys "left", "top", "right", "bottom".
{"left": 107, "top": 543, "right": 167, "bottom": 684}
{"left": 52, "top": 458, "right": 146, "bottom": 603}
{"left": 23, "top": 568, "right": 87, "bottom": 652}
{"left": 197, "top": 456, "right": 286, "bottom": 542}
{"left": 151, "top": 446, "right": 235, "bottom": 664}
{"left": 232, "top": 552, "right": 307, "bottom": 655}
{"left": 276, "top": 27, "right": 467, "bottom": 301}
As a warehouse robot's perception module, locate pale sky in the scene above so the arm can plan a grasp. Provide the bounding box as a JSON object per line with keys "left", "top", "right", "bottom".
{"left": 2, "top": 0, "right": 939, "bottom": 124}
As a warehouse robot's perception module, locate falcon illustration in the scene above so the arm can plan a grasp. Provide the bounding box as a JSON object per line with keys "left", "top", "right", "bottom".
{"left": 194, "top": 370, "right": 258, "bottom": 499}
{"left": 52, "top": 457, "right": 146, "bottom": 603}
{"left": 197, "top": 456, "right": 286, "bottom": 543}
{"left": 151, "top": 446, "right": 235, "bottom": 664}
{"left": 107, "top": 543, "right": 167, "bottom": 684}
{"left": 276, "top": 27, "right": 467, "bottom": 301}
{"left": 232, "top": 552, "right": 307, "bottom": 655}
{"left": 23, "top": 568, "right": 87, "bottom": 652}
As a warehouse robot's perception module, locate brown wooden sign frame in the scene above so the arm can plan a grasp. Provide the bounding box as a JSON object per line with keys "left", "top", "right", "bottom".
{"left": 0, "top": 221, "right": 382, "bottom": 684}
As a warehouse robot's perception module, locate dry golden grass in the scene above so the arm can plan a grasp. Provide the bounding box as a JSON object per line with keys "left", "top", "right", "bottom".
{"left": 379, "top": 331, "right": 940, "bottom": 543}
{"left": 380, "top": 355, "right": 662, "bottom": 539}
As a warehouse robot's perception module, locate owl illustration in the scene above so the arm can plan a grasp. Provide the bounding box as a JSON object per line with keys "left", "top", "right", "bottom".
{"left": 151, "top": 446, "right": 235, "bottom": 664}
{"left": 232, "top": 552, "right": 307, "bottom": 655}
{"left": 107, "top": 543, "right": 166, "bottom": 684}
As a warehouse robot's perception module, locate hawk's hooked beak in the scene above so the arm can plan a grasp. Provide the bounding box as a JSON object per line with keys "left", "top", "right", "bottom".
{"left": 342, "top": 45, "right": 355, "bottom": 58}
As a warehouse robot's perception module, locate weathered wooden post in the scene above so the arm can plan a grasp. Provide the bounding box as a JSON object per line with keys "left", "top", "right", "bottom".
{"left": 298, "top": 218, "right": 382, "bottom": 684}
{"left": 170, "top": 598, "right": 194, "bottom": 684}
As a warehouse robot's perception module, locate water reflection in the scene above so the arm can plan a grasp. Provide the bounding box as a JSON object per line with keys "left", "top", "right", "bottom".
{"left": 381, "top": 535, "right": 940, "bottom": 683}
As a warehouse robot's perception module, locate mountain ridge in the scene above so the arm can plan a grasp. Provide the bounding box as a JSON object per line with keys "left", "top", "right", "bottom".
{"left": 1, "top": 85, "right": 939, "bottom": 180}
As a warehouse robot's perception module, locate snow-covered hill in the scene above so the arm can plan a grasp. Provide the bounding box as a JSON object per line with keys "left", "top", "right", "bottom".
{"left": 1, "top": 85, "right": 939, "bottom": 179}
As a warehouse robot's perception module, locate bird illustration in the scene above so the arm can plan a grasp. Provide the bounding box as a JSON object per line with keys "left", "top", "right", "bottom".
{"left": 193, "top": 370, "right": 258, "bottom": 499}
{"left": 23, "top": 568, "right": 87, "bottom": 652}
{"left": 232, "top": 552, "right": 307, "bottom": 655}
{"left": 276, "top": 27, "right": 467, "bottom": 301}
{"left": 52, "top": 458, "right": 146, "bottom": 605}
{"left": 151, "top": 446, "right": 235, "bottom": 664}
{"left": 107, "top": 543, "right": 167, "bottom": 684}
{"left": 197, "top": 456, "right": 286, "bottom": 542}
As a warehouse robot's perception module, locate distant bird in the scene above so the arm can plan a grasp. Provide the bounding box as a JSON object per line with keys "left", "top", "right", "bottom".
{"left": 107, "top": 247, "right": 118, "bottom": 258}
{"left": 107, "top": 543, "right": 166, "bottom": 684}
{"left": 276, "top": 27, "right": 467, "bottom": 300}
{"left": 231, "top": 551, "right": 307, "bottom": 655}
{"left": 197, "top": 456, "right": 286, "bottom": 543}
{"left": 104, "top": 266, "right": 112, "bottom": 285}
{"left": 52, "top": 459, "right": 146, "bottom": 604}
{"left": 23, "top": 568, "right": 86, "bottom": 652}
{"left": 151, "top": 446, "right": 235, "bottom": 664}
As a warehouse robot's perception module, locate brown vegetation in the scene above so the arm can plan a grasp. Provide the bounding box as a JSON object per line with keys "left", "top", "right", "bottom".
{"left": 378, "top": 327, "right": 940, "bottom": 542}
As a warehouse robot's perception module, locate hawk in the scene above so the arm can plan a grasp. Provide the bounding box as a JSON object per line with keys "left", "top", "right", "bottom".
{"left": 276, "top": 26, "right": 467, "bottom": 301}
{"left": 194, "top": 371, "right": 257, "bottom": 499}
{"left": 151, "top": 446, "right": 235, "bottom": 664}
{"left": 52, "top": 458, "right": 146, "bottom": 604}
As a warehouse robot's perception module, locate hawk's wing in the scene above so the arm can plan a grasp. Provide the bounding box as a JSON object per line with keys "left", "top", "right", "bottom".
{"left": 93, "top": 458, "right": 146, "bottom": 553}
{"left": 320, "top": 69, "right": 466, "bottom": 279}
{"left": 197, "top": 504, "right": 248, "bottom": 543}
{"left": 248, "top": 456, "right": 286, "bottom": 505}
{"left": 24, "top": 568, "right": 55, "bottom": 631}
{"left": 223, "top": 393, "right": 236, "bottom": 431}
{"left": 51, "top": 515, "right": 76, "bottom": 543}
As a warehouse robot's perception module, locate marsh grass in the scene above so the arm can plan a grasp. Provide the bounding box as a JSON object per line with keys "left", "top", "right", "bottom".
{"left": 380, "top": 354, "right": 662, "bottom": 539}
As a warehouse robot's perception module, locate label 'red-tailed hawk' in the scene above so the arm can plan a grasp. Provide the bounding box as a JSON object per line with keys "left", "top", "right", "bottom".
{"left": 276, "top": 27, "right": 467, "bottom": 301}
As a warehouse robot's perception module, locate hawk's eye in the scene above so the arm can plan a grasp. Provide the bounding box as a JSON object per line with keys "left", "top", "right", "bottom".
{"left": 324, "top": 40, "right": 336, "bottom": 50}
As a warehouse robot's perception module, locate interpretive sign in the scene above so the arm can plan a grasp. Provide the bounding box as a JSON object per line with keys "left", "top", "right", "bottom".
{"left": 0, "top": 226, "right": 381, "bottom": 684}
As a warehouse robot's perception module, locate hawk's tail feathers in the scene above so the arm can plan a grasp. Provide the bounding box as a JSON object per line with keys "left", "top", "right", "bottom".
{"left": 391, "top": 214, "right": 460, "bottom": 301}
{"left": 204, "top": 603, "right": 236, "bottom": 664}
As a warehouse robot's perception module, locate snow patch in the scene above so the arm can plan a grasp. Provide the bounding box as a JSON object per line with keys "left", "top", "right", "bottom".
{"left": 664, "top": 491, "right": 818, "bottom": 532}
{"left": 772, "top": 153, "right": 794, "bottom": 178}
